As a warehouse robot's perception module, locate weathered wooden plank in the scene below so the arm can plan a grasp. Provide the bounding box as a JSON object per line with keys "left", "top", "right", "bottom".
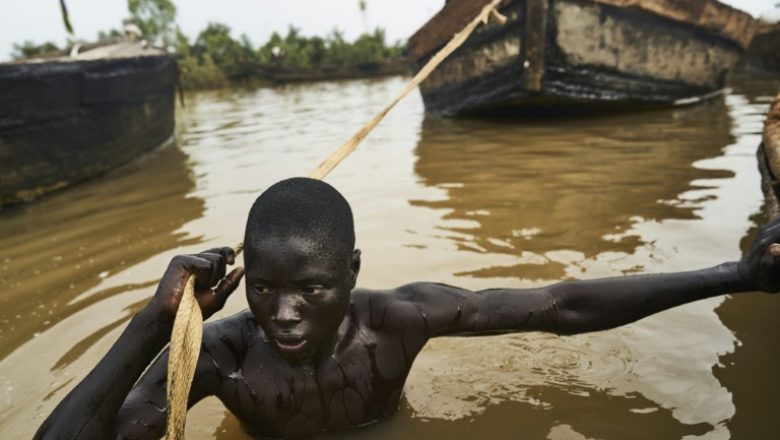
{"left": 410, "top": 0, "right": 755, "bottom": 62}
{"left": 553, "top": 0, "right": 742, "bottom": 90}
{"left": 408, "top": 0, "right": 513, "bottom": 59}
{"left": 419, "top": 11, "right": 522, "bottom": 94}
{"left": 0, "top": 52, "right": 176, "bottom": 207}
{"left": 592, "top": 0, "right": 755, "bottom": 49}
{"left": 523, "top": 0, "right": 547, "bottom": 92}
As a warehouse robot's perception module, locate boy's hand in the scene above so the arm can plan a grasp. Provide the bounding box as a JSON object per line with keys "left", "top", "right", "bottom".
{"left": 739, "top": 218, "right": 780, "bottom": 293}
{"left": 149, "top": 247, "right": 246, "bottom": 321}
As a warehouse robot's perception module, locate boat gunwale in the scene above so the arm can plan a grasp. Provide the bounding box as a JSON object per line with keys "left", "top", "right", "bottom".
{"left": 408, "top": 0, "right": 756, "bottom": 61}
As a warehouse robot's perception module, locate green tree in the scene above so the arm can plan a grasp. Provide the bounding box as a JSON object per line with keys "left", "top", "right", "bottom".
{"left": 351, "top": 28, "right": 391, "bottom": 64}
{"left": 172, "top": 30, "right": 229, "bottom": 89}
{"left": 192, "top": 23, "right": 253, "bottom": 79}
{"left": 128, "top": 0, "right": 177, "bottom": 47}
{"left": 11, "top": 41, "right": 60, "bottom": 60}
{"left": 324, "top": 28, "right": 350, "bottom": 66}
{"left": 97, "top": 28, "right": 123, "bottom": 43}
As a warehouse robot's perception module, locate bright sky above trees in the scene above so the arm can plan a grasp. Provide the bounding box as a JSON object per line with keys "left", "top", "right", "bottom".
{"left": 0, "top": 0, "right": 777, "bottom": 61}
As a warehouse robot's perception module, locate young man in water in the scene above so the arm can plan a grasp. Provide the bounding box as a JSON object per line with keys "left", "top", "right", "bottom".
{"left": 36, "top": 177, "right": 780, "bottom": 439}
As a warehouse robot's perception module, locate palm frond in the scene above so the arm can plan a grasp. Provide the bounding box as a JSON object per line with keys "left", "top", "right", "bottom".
{"left": 59, "top": 0, "right": 74, "bottom": 34}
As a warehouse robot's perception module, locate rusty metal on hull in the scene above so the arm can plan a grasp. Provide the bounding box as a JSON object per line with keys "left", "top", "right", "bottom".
{"left": 409, "top": 0, "right": 755, "bottom": 116}
{"left": 0, "top": 49, "right": 176, "bottom": 208}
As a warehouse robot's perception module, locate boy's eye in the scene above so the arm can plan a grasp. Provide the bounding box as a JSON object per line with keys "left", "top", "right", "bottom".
{"left": 254, "top": 286, "right": 273, "bottom": 295}
{"left": 302, "top": 285, "right": 327, "bottom": 295}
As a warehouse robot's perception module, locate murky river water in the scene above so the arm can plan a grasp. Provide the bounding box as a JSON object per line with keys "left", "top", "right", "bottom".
{"left": 1, "top": 73, "right": 779, "bottom": 439}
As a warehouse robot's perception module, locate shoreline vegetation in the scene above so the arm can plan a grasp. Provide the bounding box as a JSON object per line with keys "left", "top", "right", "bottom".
{"left": 174, "top": 25, "right": 409, "bottom": 89}
{"left": 10, "top": 0, "right": 410, "bottom": 90}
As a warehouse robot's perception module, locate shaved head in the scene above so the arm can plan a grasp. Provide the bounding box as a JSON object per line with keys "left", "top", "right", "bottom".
{"left": 244, "top": 177, "right": 355, "bottom": 261}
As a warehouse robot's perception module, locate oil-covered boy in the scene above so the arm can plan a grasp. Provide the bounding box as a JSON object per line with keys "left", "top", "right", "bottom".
{"left": 35, "top": 178, "right": 780, "bottom": 439}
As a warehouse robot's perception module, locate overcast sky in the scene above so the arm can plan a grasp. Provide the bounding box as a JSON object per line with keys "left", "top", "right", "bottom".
{"left": 0, "top": 0, "right": 778, "bottom": 61}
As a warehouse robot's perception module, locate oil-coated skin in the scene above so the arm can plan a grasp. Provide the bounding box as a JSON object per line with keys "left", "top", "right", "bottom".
{"left": 35, "top": 218, "right": 780, "bottom": 439}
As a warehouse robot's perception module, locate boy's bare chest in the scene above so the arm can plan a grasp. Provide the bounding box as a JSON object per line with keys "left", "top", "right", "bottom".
{"left": 216, "top": 331, "right": 414, "bottom": 439}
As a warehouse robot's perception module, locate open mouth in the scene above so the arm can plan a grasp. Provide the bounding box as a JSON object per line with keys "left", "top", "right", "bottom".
{"left": 275, "top": 337, "right": 307, "bottom": 353}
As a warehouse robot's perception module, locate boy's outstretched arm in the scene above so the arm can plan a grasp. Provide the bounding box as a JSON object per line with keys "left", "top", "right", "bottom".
{"left": 390, "top": 218, "right": 780, "bottom": 337}
{"left": 34, "top": 248, "right": 244, "bottom": 440}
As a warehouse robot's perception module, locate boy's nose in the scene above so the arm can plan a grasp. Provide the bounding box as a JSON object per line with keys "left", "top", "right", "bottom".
{"left": 272, "top": 296, "right": 302, "bottom": 326}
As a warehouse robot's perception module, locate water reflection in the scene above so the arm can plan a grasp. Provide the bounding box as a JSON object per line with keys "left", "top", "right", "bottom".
{"left": 0, "top": 143, "right": 205, "bottom": 437}
{"left": 0, "top": 73, "right": 777, "bottom": 439}
{"left": 411, "top": 101, "right": 735, "bottom": 280}
{"left": 715, "top": 211, "right": 780, "bottom": 439}
{"left": 0, "top": 144, "right": 203, "bottom": 359}
{"left": 195, "top": 79, "right": 768, "bottom": 440}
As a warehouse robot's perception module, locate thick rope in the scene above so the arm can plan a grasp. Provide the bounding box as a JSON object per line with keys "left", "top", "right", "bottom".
{"left": 165, "top": 1, "right": 506, "bottom": 437}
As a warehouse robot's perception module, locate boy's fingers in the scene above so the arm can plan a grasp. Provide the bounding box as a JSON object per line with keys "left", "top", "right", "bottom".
{"left": 221, "top": 247, "right": 236, "bottom": 265}
{"left": 214, "top": 267, "right": 246, "bottom": 299}
{"left": 197, "top": 253, "right": 227, "bottom": 288}
{"left": 760, "top": 222, "right": 780, "bottom": 245}
{"left": 179, "top": 255, "right": 211, "bottom": 278}
{"left": 201, "top": 247, "right": 236, "bottom": 265}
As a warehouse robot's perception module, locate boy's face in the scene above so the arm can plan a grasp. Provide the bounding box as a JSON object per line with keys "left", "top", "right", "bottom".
{"left": 244, "top": 233, "right": 360, "bottom": 362}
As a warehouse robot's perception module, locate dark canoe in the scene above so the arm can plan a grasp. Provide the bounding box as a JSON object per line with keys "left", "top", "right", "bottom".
{"left": 757, "top": 93, "right": 780, "bottom": 217}
{"left": 0, "top": 43, "right": 176, "bottom": 208}
{"left": 246, "top": 59, "right": 410, "bottom": 84}
{"left": 409, "top": 0, "right": 756, "bottom": 115}
{"left": 745, "top": 22, "right": 780, "bottom": 73}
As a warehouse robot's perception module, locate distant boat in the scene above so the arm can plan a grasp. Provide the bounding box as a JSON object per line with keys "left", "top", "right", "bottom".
{"left": 409, "top": 0, "right": 756, "bottom": 115}
{"left": 745, "top": 21, "right": 780, "bottom": 73}
{"left": 0, "top": 42, "right": 176, "bottom": 208}
{"left": 246, "top": 59, "right": 410, "bottom": 84}
{"left": 758, "top": 93, "right": 780, "bottom": 217}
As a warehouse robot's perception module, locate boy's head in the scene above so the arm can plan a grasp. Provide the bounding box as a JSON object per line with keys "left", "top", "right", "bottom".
{"left": 243, "top": 178, "right": 360, "bottom": 361}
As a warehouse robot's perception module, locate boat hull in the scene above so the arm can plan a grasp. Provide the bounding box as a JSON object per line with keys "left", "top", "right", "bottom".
{"left": 745, "top": 23, "right": 780, "bottom": 73}
{"left": 0, "top": 54, "right": 176, "bottom": 207}
{"left": 247, "top": 59, "right": 410, "bottom": 83}
{"left": 410, "top": 0, "right": 754, "bottom": 115}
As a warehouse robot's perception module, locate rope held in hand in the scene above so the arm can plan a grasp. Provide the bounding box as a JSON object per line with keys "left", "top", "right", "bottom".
{"left": 165, "top": 1, "right": 507, "bottom": 437}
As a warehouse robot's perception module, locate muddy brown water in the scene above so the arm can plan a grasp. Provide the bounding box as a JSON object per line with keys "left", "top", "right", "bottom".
{"left": 1, "top": 74, "right": 779, "bottom": 439}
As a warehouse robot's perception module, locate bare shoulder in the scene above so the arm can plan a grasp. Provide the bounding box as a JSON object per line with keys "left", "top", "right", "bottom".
{"left": 200, "top": 309, "right": 257, "bottom": 370}
{"left": 349, "top": 283, "right": 473, "bottom": 335}
{"left": 203, "top": 309, "right": 256, "bottom": 339}
{"left": 351, "top": 282, "right": 470, "bottom": 303}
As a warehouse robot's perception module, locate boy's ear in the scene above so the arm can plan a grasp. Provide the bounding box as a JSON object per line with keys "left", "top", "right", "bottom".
{"left": 349, "top": 249, "right": 362, "bottom": 286}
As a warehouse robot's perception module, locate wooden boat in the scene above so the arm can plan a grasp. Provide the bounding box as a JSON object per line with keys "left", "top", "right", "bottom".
{"left": 757, "top": 93, "right": 780, "bottom": 217}
{"left": 409, "top": 0, "right": 756, "bottom": 115}
{"left": 745, "top": 21, "right": 780, "bottom": 73}
{"left": 0, "top": 42, "right": 176, "bottom": 208}
{"left": 246, "top": 59, "right": 409, "bottom": 84}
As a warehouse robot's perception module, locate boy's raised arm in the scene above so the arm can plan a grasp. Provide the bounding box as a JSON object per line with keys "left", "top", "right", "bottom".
{"left": 34, "top": 248, "right": 244, "bottom": 440}
{"left": 393, "top": 218, "right": 780, "bottom": 338}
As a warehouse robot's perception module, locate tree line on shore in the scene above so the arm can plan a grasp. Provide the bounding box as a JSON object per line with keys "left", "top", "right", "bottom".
{"left": 11, "top": 0, "right": 407, "bottom": 89}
